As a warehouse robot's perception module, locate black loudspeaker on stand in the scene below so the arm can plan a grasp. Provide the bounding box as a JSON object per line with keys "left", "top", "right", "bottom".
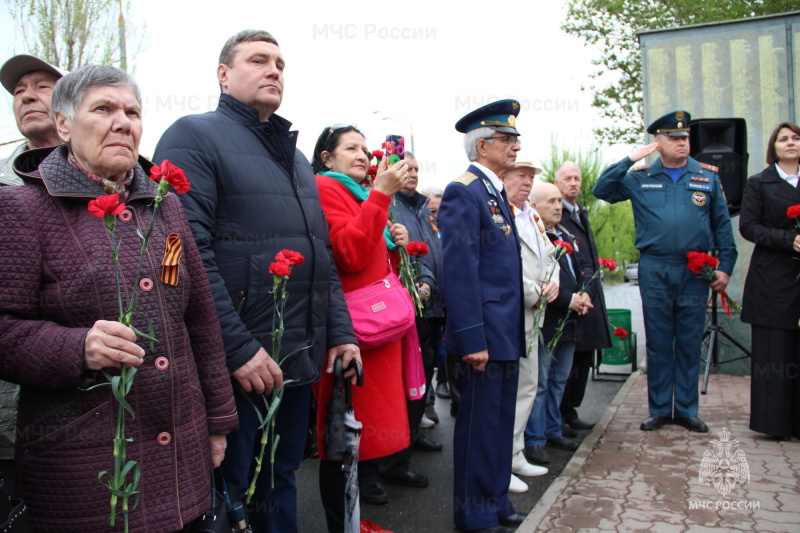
{"left": 701, "top": 291, "right": 751, "bottom": 394}
{"left": 690, "top": 118, "right": 749, "bottom": 216}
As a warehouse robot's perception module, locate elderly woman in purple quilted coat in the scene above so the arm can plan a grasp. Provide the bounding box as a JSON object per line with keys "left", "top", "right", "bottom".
{"left": 0, "top": 65, "right": 238, "bottom": 532}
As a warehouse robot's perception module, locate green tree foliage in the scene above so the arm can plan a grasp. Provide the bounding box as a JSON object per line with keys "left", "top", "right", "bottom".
{"left": 562, "top": 0, "right": 796, "bottom": 145}
{"left": 5, "top": 0, "right": 143, "bottom": 70}
{"left": 540, "top": 136, "right": 639, "bottom": 267}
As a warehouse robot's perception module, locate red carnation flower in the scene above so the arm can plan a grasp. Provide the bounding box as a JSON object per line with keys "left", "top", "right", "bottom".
{"left": 367, "top": 165, "right": 378, "bottom": 178}
{"left": 406, "top": 241, "right": 428, "bottom": 257}
{"left": 150, "top": 160, "right": 190, "bottom": 194}
{"left": 269, "top": 260, "right": 292, "bottom": 277}
{"left": 600, "top": 257, "right": 617, "bottom": 271}
{"left": 88, "top": 194, "right": 126, "bottom": 218}
{"left": 553, "top": 240, "right": 573, "bottom": 255}
{"left": 278, "top": 249, "right": 305, "bottom": 267}
{"left": 372, "top": 150, "right": 384, "bottom": 159}
{"left": 686, "top": 251, "right": 719, "bottom": 274}
{"left": 787, "top": 204, "right": 800, "bottom": 219}
{"left": 613, "top": 326, "right": 629, "bottom": 340}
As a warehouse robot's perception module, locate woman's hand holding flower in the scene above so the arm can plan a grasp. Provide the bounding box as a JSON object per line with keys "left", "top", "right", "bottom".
{"left": 209, "top": 434, "right": 227, "bottom": 468}
{"left": 84, "top": 320, "right": 145, "bottom": 370}
{"left": 374, "top": 157, "right": 408, "bottom": 197}
{"left": 389, "top": 223, "right": 409, "bottom": 247}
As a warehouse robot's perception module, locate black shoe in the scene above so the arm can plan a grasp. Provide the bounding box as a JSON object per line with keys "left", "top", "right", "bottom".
{"left": 378, "top": 470, "right": 429, "bottom": 488}
{"left": 499, "top": 512, "right": 527, "bottom": 526}
{"left": 523, "top": 445, "right": 549, "bottom": 464}
{"left": 566, "top": 417, "right": 596, "bottom": 430}
{"left": 640, "top": 415, "right": 669, "bottom": 431}
{"left": 414, "top": 437, "right": 443, "bottom": 452}
{"left": 546, "top": 435, "right": 578, "bottom": 451}
{"left": 673, "top": 416, "right": 708, "bottom": 433}
{"left": 561, "top": 424, "right": 579, "bottom": 439}
{"left": 360, "top": 483, "right": 388, "bottom": 505}
{"left": 436, "top": 382, "right": 451, "bottom": 399}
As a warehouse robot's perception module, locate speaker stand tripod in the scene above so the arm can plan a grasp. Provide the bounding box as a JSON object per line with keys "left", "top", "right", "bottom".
{"left": 701, "top": 291, "right": 750, "bottom": 394}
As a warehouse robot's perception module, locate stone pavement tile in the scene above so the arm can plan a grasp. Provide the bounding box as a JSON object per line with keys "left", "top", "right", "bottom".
{"left": 744, "top": 489, "right": 780, "bottom": 510}
{"left": 716, "top": 510, "right": 757, "bottom": 530}
{"left": 775, "top": 491, "right": 800, "bottom": 510}
{"left": 625, "top": 480, "right": 659, "bottom": 502}
{"left": 753, "top": 519, "right": 800, "bottom": 533}
{"left": 568, "top": 478, "right": 630, "bottom": 500}
{"left": 751, "top": 509, "right": 800, "bottom": 524}
{"left": 546, "top": 495, "right": 622, "bottom": 530}
{"left": 685, "top": 506, "right": 722, "bottom": 526}
{"left": 584, "top": 468, "right": 636, "bottom": 482}
{"left": 614, "top": 518, "right": 654, "bottom": 533}
{"left": 649, "top": 522, "right": 687, "bottom": 533}
{"left": 684, "top": 524, "right": 727, "bottom": 532}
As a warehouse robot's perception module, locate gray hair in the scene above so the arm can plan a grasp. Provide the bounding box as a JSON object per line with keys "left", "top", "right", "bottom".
{"left": 219, "top": 30, "right": 279, "bottom": 65}
{"left": 51, "top": 65, "right": 141, "bottom": 120}
{"left": 463, "top": 127, "right": 496, "bottom": 162}
{"left": 555, "top": 161, "right": 581, "bottom": 179}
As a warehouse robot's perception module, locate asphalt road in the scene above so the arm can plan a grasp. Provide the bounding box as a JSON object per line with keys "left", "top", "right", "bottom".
{"left": 296, "top": 282, "right": 644, "bottom": 532}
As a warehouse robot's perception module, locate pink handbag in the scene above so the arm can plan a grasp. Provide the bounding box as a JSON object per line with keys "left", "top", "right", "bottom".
{"left": 400, "top": 325, "right": 426, "bottom": 400}
{"left": 344, "top": 270, "right": 416, "bottom": 352}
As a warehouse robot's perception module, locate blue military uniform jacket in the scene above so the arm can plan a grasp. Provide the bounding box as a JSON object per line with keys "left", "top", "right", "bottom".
{"left": 593, "top": 155, "right": 737, "bottom": 273}
{"left": 439, "top": 164, "right": 525, "bottom": 361}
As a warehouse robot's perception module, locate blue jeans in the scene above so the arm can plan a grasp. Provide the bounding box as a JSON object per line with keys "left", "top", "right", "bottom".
{"left": 222, "top": 384, "right": 311, "bottom": 533}
{"left": 525, "top": 342, "right": 575, "bottom": 447}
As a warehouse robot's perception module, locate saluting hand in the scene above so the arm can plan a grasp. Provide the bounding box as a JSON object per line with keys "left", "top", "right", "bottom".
{"left": 629, "top": 141, "right": 659, "bottom": 163}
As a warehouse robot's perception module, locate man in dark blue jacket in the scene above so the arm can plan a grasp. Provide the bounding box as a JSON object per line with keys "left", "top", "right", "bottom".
{"left": 153, "top": 30, "right": 359, "bottom": 533}
{"left": 379, "top": 152, "right": 444, "bottom": 490}
{"left": 440, "top": 100, "right": 526, "bottom": 533}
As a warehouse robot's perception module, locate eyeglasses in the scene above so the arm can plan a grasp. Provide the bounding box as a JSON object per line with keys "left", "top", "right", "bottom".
{"left": 325, "top": 123, "right": 357, "bottom": 143}
{"left": 486, "top": 135, "right": 521, "bottom": 145}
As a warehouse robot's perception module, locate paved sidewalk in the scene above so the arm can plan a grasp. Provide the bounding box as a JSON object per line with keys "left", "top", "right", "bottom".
{"left": 521, "top": 371, "right": 800, "bottom": 532}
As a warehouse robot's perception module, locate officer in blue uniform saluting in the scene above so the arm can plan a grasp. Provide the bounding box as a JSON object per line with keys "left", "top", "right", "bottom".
{"left": 593, "top": 110, "right": 737, "bottom": 433}
{"left": 439, "top": 100, "right": 527, "bottom": 533}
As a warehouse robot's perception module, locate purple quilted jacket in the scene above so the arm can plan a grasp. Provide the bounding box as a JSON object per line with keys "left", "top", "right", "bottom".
{"left": 0, "top": 146, "right": 238, "bottom": 532}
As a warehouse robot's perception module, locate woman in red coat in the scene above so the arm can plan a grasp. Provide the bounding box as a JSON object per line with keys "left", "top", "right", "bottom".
{"left": 312, "top": 125, "right": 411, "bottom": 532}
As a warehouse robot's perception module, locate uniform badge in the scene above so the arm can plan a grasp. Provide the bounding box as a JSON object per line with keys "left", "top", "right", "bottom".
{"left": 502, "top": 224, "right": 513, "bottom": 238}
{"left": 482, "top": 179, "right": 497, "bottom": 198}
{"left": 691, "top": 176, "right": 710, "bottom": 183}
{"left": 692, "top": 191, "right": 707, "bottom": 206}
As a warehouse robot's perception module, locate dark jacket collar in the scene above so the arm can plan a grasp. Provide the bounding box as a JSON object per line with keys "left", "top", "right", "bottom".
{"left": 395, "top": 190, "right": 429, "bottom": 210}
{"left": 760, "top": 163, "right": 783, "bottom": 183}
{"left": 13, "top": 144, "right": 158, "bottom": 201}
{"left": 216, "top": 93, "right": 294, "bottom": 134}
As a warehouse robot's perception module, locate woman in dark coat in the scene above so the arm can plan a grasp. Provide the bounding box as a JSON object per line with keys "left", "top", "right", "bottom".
{"left": 0, "top": 65, "right": 238, "bottom": 531}
{"left": 740, "top": 121, "right": 800, "bottom": 440}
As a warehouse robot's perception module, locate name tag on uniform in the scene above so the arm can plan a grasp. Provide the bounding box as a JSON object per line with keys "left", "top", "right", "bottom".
{"left": 640, "top": 183, "right": 664, "bottom": 189}
{"left": 687, "top": 182, "right": 712, "bottom": 192}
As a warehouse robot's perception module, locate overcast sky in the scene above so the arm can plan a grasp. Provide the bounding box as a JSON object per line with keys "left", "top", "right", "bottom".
{"left": 0, "top": 0, "right": 635, "bottom": 189}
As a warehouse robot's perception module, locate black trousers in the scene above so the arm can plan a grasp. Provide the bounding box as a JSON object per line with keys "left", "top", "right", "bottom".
{"left": 750, "top": 326, "right": 800, "bottom": 439}
{"left": 560, "top": 349, "right": 594, "bottom": 423}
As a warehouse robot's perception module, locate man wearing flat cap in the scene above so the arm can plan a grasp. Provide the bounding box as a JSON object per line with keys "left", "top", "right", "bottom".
{"left": 439, "top": 99, "right": 527, "bottom": 533}
{"left": 594, "top": 110, "right": 737, "bottom": 434}
{"left": 0, "top": 55, "right": 64, "bottom": 186}
{"left": 0, "top": 54, "right": 63, "bottom": 493}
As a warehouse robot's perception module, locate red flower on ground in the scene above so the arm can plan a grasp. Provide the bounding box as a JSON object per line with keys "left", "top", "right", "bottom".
{"left": 278, "top": 249, "right": 305, "bottom": 267}
{"left": 686, "top": 251, "right": 719, "bottom": 274}
{"left": 150, "top": 160, "right": 191, "bottom": 194}
{"left": 88, "top": 194, "right": 126, "bottom": 218}
{"left": 600, "top": 257, "right": 617, "bottom": 271}
{"left": 406, "top": 241, "right": 429, "bottom": 257}
{"left": 553, "top": 240, "right": 573, "bottom": 255}
{"left": 787, "top": 204, "right": 800, "bottom": 219}
{"left": 613, "top": 326, "right": 629, "bottom": 340}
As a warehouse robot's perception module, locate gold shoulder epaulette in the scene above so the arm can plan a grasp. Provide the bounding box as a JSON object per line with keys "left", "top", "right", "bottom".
{"left": 453, "top": 172, "right": 478, "bottom": 185}
{"left": 631, "top": 164, "right": 650, "bottom": 172}
{"left": 699, "top": 162, "right": 719, "bottom": 173}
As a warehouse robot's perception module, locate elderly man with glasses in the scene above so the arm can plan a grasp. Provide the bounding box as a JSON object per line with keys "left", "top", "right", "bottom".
{"left": 439, "top": 99, "right": 527, "bottom": 533}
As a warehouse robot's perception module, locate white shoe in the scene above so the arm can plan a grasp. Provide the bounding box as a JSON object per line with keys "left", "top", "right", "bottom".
{"left": 508, "top": 474, "right": 529, "bottom": 493}
{"left": 419, "top": 416, "right": 435, "bottom": 429}
{"left": 513, "top": 462, "right": 548, "bottom": 477}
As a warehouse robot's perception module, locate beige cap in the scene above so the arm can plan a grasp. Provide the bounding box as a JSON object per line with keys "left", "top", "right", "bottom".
{"left": 0, "top": 54, "right": 66, "bottom": 94}
{"left": 514, "top": 160, "right": 543, "bottom": 176}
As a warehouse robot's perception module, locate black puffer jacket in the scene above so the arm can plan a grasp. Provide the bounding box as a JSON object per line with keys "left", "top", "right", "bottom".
{"left": 154, "top": 95, "right": 356, "bottom": 385}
